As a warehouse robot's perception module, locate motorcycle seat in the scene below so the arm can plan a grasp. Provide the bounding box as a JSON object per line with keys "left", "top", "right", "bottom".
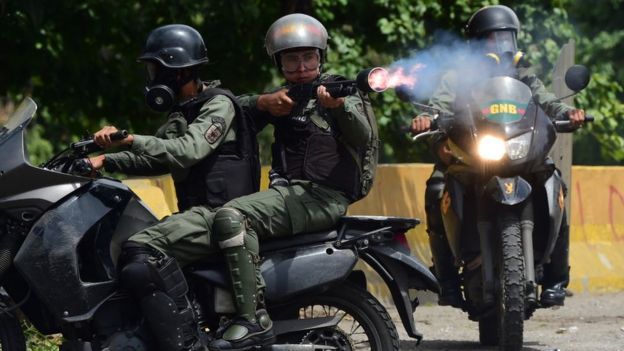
{"left": 260, "top": 230, "right": 338, "bottom": 253}
{"left": 339, "top": 215, "right": 420, "bottom": 232}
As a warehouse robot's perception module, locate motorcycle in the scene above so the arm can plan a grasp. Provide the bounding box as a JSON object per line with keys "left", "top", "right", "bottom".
{"left": 0, "top": 97, "right": 438, "bottom": 351}
{"left": 412, "top": 65, "right": 593, "bottom": 350}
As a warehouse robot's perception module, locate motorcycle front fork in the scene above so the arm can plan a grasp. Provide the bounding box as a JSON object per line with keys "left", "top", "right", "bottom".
{"left": 476, "top": 198, "right": 538, "bottom": 307}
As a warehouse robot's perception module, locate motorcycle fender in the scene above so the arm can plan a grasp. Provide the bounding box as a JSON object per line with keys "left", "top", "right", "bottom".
{"left": 441, "top": 177, "right": 464, "bottom": 259}
{"left": 484, "top": 175, "right": 532, "bottom": 205}
{"left": 261, "top": 243, "right": 357, "bottom": 302}
{"left": 362, "top": 243, "right": 439, "bottom": 342}
{"left": 542, "top": 171, "right": 566, "bottom": 263}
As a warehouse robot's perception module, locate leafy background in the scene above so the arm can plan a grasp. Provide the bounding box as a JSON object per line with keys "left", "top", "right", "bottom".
{"left": 1, "top": 0, "right": 622, "bottom": 166}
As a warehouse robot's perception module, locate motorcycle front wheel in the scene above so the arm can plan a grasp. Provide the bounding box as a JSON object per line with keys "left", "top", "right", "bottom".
{"left": 271, "top": 282, "right": 400, "bottom": 351}
{"left": 495, "top": 209, "right": 526, "bottom": 351}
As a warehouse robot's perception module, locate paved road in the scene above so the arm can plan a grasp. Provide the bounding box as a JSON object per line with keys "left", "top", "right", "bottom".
{"left": 393, "top": 292, "right": 624, "bottom": 351}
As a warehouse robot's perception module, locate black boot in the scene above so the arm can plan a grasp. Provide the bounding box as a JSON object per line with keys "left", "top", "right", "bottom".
{"left": 119, "top": 243, "right": 206, "bottom": 351}
{"left": 540, "top": 282, "right": 567, "bottom": 307}
{"left": 428, "top": 223, "right": 463, "bottom": 307}
{"left": 209, "top": 309, "right": 274, "bottom": 351}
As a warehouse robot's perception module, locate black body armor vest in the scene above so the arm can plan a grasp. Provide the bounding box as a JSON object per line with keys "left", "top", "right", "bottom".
{"left": 173, "top": 88, "right": 260, "bottom": 211}
{"left": 272, "top": 76, "right": 361, "bottom": 200}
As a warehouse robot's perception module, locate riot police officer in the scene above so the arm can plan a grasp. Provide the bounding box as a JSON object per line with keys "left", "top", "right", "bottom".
{"left": 206, "top": 13, "right": 379, "bottom": 351}
{"left": 88, "top": 24, "right": 260, "bottom": 351}
{"left": 411, "top": 5, "right": 585, "bottom": 308}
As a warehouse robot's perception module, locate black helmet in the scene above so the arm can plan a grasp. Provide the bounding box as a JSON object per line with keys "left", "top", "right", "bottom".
{"left": 465, "top": 5, "right": 520, "bottom": 39}
{"left": 138, "top": 24, "right": 208, "bottom": 68}
{"left": 466, "top": 5, "right": 520, "bottom": 58}
{"left": 139, "top": 24, "right": 208, "bottom": 112}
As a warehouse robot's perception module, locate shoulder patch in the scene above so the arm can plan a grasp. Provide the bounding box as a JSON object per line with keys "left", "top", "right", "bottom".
{"left": 204, "top": 116, "right": 226, "bottom": 144}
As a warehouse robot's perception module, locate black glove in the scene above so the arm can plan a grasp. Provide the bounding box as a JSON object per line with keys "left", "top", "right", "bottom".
{"left": 268, "top": 169, "right": 289, "bottom": 188}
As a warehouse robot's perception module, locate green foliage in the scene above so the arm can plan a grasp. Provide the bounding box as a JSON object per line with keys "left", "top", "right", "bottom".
{"left": 23, "top": 321, "right": 61, "bottom": 351}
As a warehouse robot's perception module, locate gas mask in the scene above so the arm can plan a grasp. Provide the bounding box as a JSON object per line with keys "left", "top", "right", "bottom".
{"left": 473, "top": 31, "right": 522, "bottom": 78}
{"left": 144, "top": 62, "right": 184, "bottom": 113}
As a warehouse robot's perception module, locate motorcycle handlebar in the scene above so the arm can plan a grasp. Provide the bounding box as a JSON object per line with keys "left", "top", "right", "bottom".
{"left": 71, "top": 130, "right": 129, "bottom": 150}
{"left": 554, "top": 114, "right": 594, "bottom": 129}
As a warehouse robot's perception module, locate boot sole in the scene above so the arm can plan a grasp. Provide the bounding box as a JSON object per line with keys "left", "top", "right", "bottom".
{"left": 208, "top": 331, "right": 275, "bottom": 351}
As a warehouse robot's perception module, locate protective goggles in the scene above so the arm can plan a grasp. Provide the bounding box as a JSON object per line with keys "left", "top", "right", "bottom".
{"left": 280, "top": 50, "right": 321, "bottom": 73}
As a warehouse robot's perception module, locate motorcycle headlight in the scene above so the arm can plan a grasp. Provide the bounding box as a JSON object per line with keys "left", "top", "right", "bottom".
{"left": 506, "top": 132, "right": 532, "bottom": 160}
{"left": 477, "top": 135, "right": 506, "bottom": 161}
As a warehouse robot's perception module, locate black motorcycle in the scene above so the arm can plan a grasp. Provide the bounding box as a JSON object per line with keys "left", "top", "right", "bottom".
{"left": 412, "top": 65, "right": 593, "bottom": 350}
{"left": 0, "top": 98, "right": 438, "bottom": 351}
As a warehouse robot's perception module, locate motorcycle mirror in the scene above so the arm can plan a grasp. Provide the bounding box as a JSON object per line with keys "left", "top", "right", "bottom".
{"left": 565, "top": 65, "right": 590, "bottom": 92}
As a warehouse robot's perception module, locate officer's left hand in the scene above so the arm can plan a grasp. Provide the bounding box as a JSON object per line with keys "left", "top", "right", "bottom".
{"left": 93, "top": 126, "right": 134, "bottom": 148}
{"left": 567, "top": 109, "right": 585, "bottom": 127}
{"left": 317, "top": 85, "right": 345, "bottom": 109}
{"left": 89, "top": 155, "right": 106, "bottom": 171}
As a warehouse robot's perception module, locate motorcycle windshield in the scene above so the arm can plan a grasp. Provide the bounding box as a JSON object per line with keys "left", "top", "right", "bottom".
{"left": 0, "top": 98, "right": 36, "bottom": 171}
{"left": 472, "top": 76, "right": 534, "bottom": 137}
{"left": 0, "top": 98, "right": 36, "bottom": 144}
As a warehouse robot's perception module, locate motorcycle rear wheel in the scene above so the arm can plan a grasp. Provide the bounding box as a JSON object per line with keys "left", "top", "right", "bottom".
{"left": 271, "top": 282, "right": 399, "bottom": 351}
{"left": 0, "top": 314, "right": 26, "bottom": 351}
{"left": 495, "top": 209, "right": 525, "bottom": 351}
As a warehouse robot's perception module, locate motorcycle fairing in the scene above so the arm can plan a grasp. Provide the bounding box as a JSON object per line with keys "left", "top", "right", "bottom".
{"left": 540, "top": 170, "right": 566, "bottom": 264}
{"left": 484, "top": 175, "right": 532, "bottom": 205}
{"left": 441, "top": 176, "right": 465, "bottom": 259}
{"left": 0, "top": 98, "right": 88, "bottom": 210}
{"left": 260, "top": 242, "right": 357, "bottom": 302}
{"left": 362, "top": 242, "right": 438, "bottom": 342}
{"left": 14, "top": 179, "right": 134, "bottom": 323}
{"left": 472, "top": 76, "right": 532, "bottom": 124}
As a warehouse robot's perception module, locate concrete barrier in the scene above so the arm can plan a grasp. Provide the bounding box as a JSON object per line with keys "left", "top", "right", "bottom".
{"left": 123, "top": 164, "right": 624, "bottom": 294}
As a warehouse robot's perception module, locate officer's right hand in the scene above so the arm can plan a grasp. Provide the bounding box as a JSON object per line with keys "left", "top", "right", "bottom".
{"left": 257, "top": 89, "right": 295, "bottom": 116}
{"left": 411, "top": 115, "right": 432, "bottom": 134}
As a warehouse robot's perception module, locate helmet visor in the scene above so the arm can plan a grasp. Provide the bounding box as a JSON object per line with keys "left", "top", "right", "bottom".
{"left": 485, "top": 31, "right": 517, "bottom": 54}
{"left": 280, "top": 50, "right": 321, "bottom": 73}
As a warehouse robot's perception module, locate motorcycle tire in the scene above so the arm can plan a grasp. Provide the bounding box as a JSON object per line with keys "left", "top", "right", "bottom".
{"left": 271, "top": 282, "right": 400, "bottom": 351}
{"left": 495, "top": 209, "right": 525, "bottom": 351}
{"left": 0, "top": 314, "right": 26, "bottom": 351}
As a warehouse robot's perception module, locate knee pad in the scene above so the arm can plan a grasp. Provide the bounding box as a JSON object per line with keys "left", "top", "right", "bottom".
{"left": 119, "top": 242, "right": 187, "bottom": 298}
{"left": 214, "top": 207, "right": 246, "bottom": 249}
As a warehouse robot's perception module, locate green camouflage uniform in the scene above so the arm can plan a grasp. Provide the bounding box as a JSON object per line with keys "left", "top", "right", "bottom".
{"left": 233, "top": 77, "right": 372, "bottom": 240}
{"left": 104, "top": 94, "right": 239, "bottom": 266}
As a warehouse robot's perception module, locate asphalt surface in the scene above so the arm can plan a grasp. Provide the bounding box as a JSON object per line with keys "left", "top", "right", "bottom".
{"left": 393, "top": 292, "right": 624, "bottom": 351}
